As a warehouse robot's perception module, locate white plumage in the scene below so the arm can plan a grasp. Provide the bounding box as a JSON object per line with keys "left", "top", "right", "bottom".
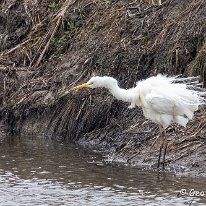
{"left": 134, "top": 75, "right": 203, "bottom": 128}
{"left": 84, "top": 74, "right": 204, "bottom": 128}
{"left": 70, "top": 74, "right": 206, "bottom": 168}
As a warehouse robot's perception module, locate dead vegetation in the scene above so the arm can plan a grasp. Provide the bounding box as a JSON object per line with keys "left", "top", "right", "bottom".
{"left": 0, "top": 0, "right": 206, "bottom": 173}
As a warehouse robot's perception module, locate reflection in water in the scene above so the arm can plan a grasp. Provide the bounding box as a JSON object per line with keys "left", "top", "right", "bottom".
{"left": 0, "top": 136, "right": 205, "bottom": 206}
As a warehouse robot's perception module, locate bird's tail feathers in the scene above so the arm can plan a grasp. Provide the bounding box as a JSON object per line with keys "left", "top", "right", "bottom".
{"left": 171, "top": 75, "right": 206, "bottom": 106}
{"left": 172, "top": 75, "right": 201, "bottom": 84}
{"left": 178, "top": 91, "right": 206, "bottom": 106}
{"left": 139, "top": 74, "right": 206, "bottom": 106}
{"left": 156, "top": 74, "right": 202, "bottom": 88}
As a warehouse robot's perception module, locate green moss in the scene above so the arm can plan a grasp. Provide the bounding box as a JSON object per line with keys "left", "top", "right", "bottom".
{"left": 48, "top": 53, "right": 65, "bottom": 61}
{"left": 67, "top": 21, "right": 76, "bottom": 31}
{"left": 48, "top": 2, "right": 58, "bottom": 10}
{"left": 58, "top": 53, "right": 65, "bottom": 61}
{"left": 50, "top": 34, "right": 66, "bottom": 48}
{"left": 102, "top": 0, "right": 112, "bottom": 6}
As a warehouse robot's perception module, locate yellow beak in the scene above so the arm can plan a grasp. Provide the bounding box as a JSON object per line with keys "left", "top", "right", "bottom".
{"left": 69, "top": 82, "right": 93, "bottom": 91}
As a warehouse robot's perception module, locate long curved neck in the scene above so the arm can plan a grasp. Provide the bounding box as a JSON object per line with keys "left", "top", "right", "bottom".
{"left": 107, "top": 84, "right": 134, "bottom": 103}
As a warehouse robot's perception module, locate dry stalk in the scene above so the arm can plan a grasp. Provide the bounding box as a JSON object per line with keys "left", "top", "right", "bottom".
{"left": 35, "top": 0, "right": 77, "bottom": 67}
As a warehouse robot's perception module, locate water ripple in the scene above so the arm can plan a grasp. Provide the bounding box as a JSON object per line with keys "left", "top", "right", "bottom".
{"left": 0, "top": 137, "right": 205, "bottom": 206}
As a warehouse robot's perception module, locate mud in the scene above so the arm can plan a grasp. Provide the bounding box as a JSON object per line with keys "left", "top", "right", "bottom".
{"left": 0, "top": 0, "right": 206, "bottom": 176}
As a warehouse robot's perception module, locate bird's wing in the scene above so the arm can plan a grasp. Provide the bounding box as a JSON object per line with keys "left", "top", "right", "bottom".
{"left": 145, "top": 93, "right": 179, "bottom": 115}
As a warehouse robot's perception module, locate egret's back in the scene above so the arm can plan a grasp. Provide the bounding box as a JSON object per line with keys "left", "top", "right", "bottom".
{"left": 136, "top": 74, "right": 205, "bottom": 128}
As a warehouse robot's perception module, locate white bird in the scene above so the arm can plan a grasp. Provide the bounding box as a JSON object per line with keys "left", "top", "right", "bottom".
{"left": 70, "top": 74, "right": 205, "bottom": 168}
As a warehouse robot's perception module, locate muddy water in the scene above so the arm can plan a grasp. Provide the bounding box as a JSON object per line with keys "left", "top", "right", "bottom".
{"left": 0, "top": 136, "right": 206, "bottom": 206}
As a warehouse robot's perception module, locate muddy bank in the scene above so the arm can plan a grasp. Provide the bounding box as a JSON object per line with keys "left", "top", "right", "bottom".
{"left": 0, "top": 0, "right": 206, "bottom": 175}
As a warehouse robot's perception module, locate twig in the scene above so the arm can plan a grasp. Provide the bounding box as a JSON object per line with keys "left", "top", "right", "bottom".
{"left": 34, "top": 0, "right": 76, "bottom": 67}
{"left": 0, "top": 66, "right": 28, "bottom": 72}
{"left": 170, "top": 143, "right": 202, "bottom": 163}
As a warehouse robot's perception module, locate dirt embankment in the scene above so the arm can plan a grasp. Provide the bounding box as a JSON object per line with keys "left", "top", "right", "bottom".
{"left": 0, "top": 0, "right": 206, "bottom": 175}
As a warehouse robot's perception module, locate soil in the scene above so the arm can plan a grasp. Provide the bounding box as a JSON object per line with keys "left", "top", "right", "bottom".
{"left": 0, "top": 0, "right": 206, "bottom": 176}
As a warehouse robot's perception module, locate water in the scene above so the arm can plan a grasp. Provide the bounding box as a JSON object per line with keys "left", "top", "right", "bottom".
{"left": 0, "top": 136, "right": 205, "bottom": 206}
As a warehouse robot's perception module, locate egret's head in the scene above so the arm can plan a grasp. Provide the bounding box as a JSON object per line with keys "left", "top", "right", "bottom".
{"left": 87, "top": 76, "right": 103, "bottom": 88}
{"left": 70, "top": 76, "right": 118, "bottom": 91}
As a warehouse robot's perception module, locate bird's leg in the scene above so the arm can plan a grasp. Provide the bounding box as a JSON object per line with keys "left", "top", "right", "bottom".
{"left": 128, "top": 97, "right": 136, "bottom": 109}
{"left": 162, "top": 128, "right": 168, "bottom": 170}
{"left": 157, "top": 125, "right": 164, "bottom": 169}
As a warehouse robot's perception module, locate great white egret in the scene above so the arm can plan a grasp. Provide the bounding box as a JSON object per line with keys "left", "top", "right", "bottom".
{"left": 70, "top": 74, "right": 205, "bottom": 169}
